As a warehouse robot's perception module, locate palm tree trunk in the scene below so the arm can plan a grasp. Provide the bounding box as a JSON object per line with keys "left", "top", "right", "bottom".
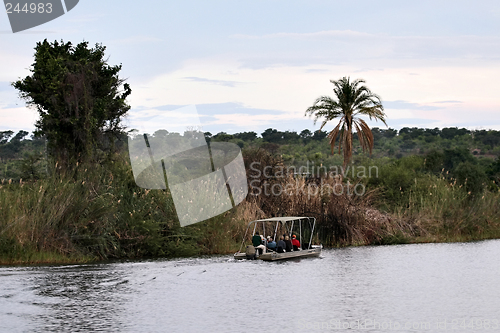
{"left": 344, "top": 117, "right": 353, "bottom": 168}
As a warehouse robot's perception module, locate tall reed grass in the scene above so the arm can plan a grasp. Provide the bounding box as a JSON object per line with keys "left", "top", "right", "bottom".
{"left": 239, "top": 148, "right": 500, "bottom": 247}
{"left": 0, "top": 152, "right": 251, "bottom": 264}
{"left": 391, "top": 174, "right": 500, "bottom": 242}
{"left": 2, "top": 148, "right": 499, "bottom": 264}
{"left": 241, "top": 148, "right": 398, "bottom": 246}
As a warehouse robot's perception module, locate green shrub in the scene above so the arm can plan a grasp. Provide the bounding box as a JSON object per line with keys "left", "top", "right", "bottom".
{"left": 453, "top": 161, "right": 487, "bottom": 197}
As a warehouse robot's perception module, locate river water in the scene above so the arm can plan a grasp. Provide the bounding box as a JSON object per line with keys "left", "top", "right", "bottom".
{"left": 1, "top": 240, "right": 500, "bottom": 332}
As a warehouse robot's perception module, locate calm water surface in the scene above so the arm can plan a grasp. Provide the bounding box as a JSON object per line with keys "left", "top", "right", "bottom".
{"left": 1, "top": 240, "right": 500, "bottom": 332}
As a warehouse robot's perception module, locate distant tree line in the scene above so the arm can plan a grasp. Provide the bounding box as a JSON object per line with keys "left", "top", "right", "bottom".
{"left": 0, "top": 130, "right": 44, "bottom": 161}
{"left": 3, "top": 126, "right": 500, "bottom": 161}
{"left": 202, "top": 126, "right": 500, "bottom": 147}
{"left": 2, "top": 125, "right": 500, "bottom": 191}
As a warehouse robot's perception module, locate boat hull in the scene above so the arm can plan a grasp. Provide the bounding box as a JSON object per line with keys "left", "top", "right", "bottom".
{"left": 234, "top": 247, "right": 322, "bottom": 261}
{"left": 259, "top": 247, "right": 321, "bottom": 261}
{"left": 234, "top": 252, "right": 250, "bottom": 260}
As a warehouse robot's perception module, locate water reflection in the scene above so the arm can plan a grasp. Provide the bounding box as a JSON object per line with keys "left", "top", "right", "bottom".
{"left": 0, "top": 264, "right": 132, "bottom": 332}
{"left": 1, "top": 240, "right": 500, "bottom": 332}
{"left": 33, "top": 264, "right": 131, "bottom": 332}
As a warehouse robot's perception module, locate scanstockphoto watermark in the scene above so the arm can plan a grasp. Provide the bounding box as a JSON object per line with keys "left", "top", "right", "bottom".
{"left": 128, "top": 105, "right": 248, "bottom": 227}
{"left": 3, "top": 0, "right": 79, "bottom": 33}
{"left": 297, "top": 318, "right": 500, "bottom": 331}
{"left": 297, "top": 319, "right": 432, "bottom": 331}
{"left": 248, "top": 161, "right": 379, "bottom": 198}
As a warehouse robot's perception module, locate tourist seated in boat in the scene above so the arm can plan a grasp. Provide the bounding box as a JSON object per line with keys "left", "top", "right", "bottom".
{"left": 292, "top": 234, "right": 301, "bottom": 251}
{"left": 252, "top": 232, "right": 262, "bottom": 247}
{"left": 276, "top": 236, "right": 286, "bottom": 253}
{"left": 284, "top": 235, "right": 293, "bottom": 252}
{"left": 252, "top": 232, "right": 266, "bottom": 255}
{"left": 266, "top": 236, "right": 277, "bottom": 251}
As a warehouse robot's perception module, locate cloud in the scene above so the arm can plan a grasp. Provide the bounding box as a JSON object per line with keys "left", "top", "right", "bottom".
{"left": 182, "top": 77, "right": 242, "bottom": 87}
{"left": 433, "top": 100, "right": 463, "bottom": 104}
{"left": 152, "top": 104, "right": 186, "bottom": 111}
{"left": 0, "top": 30, "right": 56, "bottom": 34}
{"left": 111, "top": 35, "right": 163, "bottom": 45}
{"left": 65, "top": 12, "right": 106, "bottom": 23}
{"left": 385, "top": 118, "right": 440, "bottom": 129}
{"left": 197, "top": 103, "right": 314, "bottom": 133}
{"left": 0, "top": 104, "right": 22, "bottom": 109}
{"left": 125, "top": 105, "right": 203, "bottom": 135}
{"left": 0, "top": 82, "right": 14, "bottom": 92}
{"left": 129, "top": 102, "right": 287, "bottom": 122}
{"left": 353, "top": 68, "right": 385, "bottom": 73}
{"left": 197, "top": 102, "right": 285, "bottom": 116}
{"left": 384, "top": 100, "right": 443, "bottom": 111}
{"left": 304, "top": 68, "right": 330, "bottom": 73}
{"left": 201, "top": 113, "right": 317, "bottom": 135}
{"left": 148, "top": 102, "right": 285, "bottom": 116}
{"left": 231, "top": 30, "right": 500, "bottom": 69}
{"left": 126, "top": 102, "right": 298, "bottom": 135}
{"left": 0, "top": 107, "right": 37, "bottom": 132}
{"left": 231, "top": 30, "right": 372, "bottom": 40}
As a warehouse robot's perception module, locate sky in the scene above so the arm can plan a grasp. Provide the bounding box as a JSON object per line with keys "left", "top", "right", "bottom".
{"left": 1, "top": 0, "right": 500, "bottom": 136}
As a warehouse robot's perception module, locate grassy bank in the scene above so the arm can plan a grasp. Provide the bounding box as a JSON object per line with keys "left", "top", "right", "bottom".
{"left": 1, "top": 149, "right": 499, "bottom": 265}
{"left": 365, "top": 156, "right": 500, "bottom": 244}
{"left": 0, "top": 154, "right": 247, "bottom": 265}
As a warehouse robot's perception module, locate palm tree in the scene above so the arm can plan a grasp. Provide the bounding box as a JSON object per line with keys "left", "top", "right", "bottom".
{"left": 305, "top": 77, "right": 387, "bottom": 168}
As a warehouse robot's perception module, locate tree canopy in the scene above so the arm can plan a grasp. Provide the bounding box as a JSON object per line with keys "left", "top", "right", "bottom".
{"left": 12, "top": 39, "right": 131, "bottom": 166}
{"left": 305, "top": 77, "right": 387, "bottom": 167}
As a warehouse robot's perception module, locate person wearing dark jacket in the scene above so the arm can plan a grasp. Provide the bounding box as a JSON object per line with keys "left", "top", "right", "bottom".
{"left": 266, "top": 236, "right": 277, "bottom": 251}
{"left": 252, "top": 232, "right": 266, "bottom": 254}
{"left": 284, "top": 235, "right": 293, "bottom": 252}
{"left": 277, "top": 236, "right": 286, "bottom": 253}
{"left": 252, "top": 232, "right": 262, "bottom": 247}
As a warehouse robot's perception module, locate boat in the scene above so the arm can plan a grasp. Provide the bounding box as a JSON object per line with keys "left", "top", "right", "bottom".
{"left": 233, "top": 217, "right": 322, "bottom": 261}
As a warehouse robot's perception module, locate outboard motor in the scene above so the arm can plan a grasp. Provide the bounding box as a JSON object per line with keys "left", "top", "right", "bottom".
{"left": 245, "top": 245, "right": 257, "bottom": 259}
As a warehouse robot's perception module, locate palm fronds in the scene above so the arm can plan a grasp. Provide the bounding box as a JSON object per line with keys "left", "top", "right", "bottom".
{"left": 305, "top": 76, "right": 386, "bottom": 167}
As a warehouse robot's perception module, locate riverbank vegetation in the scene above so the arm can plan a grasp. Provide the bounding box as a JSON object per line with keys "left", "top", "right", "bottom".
{"left": 0, "top": 153, "right": 249, "bottom": 264}
{"left": 1, "top": 132, "right": 499, "bottom": 264}
{"left": 2, "top": 39, "right": 500, "bottom": 264}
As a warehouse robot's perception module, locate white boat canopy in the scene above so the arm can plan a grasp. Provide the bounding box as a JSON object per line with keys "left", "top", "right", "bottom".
{"left": 237, "top": 216, "right": 317, "bottom": 252}
{"left": 252, "top": 217, "right": 311, "bottom": 223}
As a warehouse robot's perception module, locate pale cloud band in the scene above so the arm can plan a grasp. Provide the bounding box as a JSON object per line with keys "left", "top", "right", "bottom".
{"left": 1, "top": 1, "right": 500, "bottom": 133}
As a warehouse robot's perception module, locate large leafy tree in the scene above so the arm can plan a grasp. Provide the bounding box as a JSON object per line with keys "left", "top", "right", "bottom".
{"left": 12, "top": 39, "right": 131, "bottom": 167}
{"left": 305, "top": 77, "right": 386, "bottom": 167}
